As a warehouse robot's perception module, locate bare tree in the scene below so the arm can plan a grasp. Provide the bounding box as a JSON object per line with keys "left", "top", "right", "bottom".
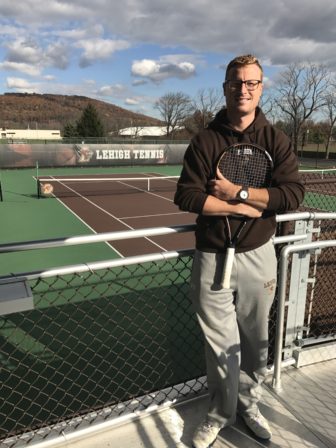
{"left": 273, "top": 63, "right": 330, "bottom": 154}
{"left": 259, "top": 92, "right": 277, "bottom": 124}
{"left": 321, "top": 81, "right": 336, "bottom": 159}
{"left": 190, "top": 88, "right": 223, "bottom": 131}
{"left": 154, "top": 92, "right": 193, "bottom": 137}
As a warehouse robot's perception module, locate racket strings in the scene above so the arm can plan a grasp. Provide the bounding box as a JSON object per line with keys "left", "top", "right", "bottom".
{"left": 218, "top": 146, "right": 272, "bottom": 188}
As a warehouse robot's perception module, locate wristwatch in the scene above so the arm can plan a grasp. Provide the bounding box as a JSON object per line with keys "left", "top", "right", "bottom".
{"left": 237, "top": 186, "right": 249, "bottom": 201}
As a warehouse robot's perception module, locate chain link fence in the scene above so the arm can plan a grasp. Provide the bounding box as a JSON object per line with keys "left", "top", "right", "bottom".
{"left": 292, "top": 169, "right": 335, "bottom": 341}
{"left": 1, "top": 254, "right": 207, "bottom": 446}
{"left": 0, "top": 169, "right": 335, "bottom": 447}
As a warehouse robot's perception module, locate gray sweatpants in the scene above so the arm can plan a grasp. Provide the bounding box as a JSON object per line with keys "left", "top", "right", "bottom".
{"left": 190, "top": 239, "right": 277, "bottom": 428}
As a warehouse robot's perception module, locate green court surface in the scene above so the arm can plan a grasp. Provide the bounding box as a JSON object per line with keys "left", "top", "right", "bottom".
{"left": 0, "top": 165, "right": 183, "bottom": 277}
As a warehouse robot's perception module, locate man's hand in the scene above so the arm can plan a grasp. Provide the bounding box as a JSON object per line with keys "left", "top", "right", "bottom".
{"left": 236, "top": 202, "right": 262, "bottom": 218}
{"left": 208, "top": 168, "right": 270, "bottom": 210}
{"left": 208, "top": 169, "right": 240, "bottom": 201}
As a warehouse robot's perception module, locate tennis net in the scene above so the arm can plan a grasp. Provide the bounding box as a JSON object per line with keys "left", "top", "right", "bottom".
{"left": 37, "top": 175, "right": 180, "bottom": 198}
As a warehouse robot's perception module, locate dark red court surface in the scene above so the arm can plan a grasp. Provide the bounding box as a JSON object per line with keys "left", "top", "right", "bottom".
{"left": 42, "top": 173, "right": 196, "bottom": 257}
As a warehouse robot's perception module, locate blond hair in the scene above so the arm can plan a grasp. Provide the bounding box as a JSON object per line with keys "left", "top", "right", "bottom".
{"left": 225, "top": 54, "right": 263, "bottom": 80}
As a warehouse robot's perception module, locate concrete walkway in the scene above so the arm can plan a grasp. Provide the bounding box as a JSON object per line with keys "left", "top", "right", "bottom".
{"left": 26, "top": 359, "right": 336, "bottom": 448}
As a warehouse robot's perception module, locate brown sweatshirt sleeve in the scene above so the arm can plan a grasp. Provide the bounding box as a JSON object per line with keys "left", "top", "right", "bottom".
{"left": 174, "top": 136, "right": 212, "bottom": 214}
{"left": 266, "top": 133, "right": 305, "bottom": 212}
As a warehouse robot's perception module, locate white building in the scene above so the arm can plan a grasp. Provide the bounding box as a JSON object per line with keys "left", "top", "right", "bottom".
{"left": 116, "top": 126, "right": 168, "bottom": 138}
{"left": 115, "top": 126, "right": 185, "bottom": 138}
{"left": 0, "top": 128, "right": 62, "bottom": 140}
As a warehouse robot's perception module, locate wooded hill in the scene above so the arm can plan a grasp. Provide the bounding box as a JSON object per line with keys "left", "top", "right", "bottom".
{"left": 0, "top": 93, "right": 162, "bottom": 132}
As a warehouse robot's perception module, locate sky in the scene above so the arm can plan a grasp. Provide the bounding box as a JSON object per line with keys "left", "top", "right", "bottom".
{"left": 1, "top": 0, "right": 336, "bottom": 119}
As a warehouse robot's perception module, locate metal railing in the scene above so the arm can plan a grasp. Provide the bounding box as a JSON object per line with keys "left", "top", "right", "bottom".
{"left": 0, "top": 211, "right": 335, "bottom": 447}
{"left": 272, "top": 238, "right": 336, "bottom": 391}
{"left": 1, "top": 167, "right": 336, "bottom": 447}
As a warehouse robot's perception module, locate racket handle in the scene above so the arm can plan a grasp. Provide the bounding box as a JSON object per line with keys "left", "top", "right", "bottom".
{"left": 222, "top": 246, "right": 235, "bottom": 289}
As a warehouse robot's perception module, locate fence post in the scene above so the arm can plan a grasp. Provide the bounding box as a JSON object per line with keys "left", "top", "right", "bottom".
{"left": 282, "top": 219, "right": 314, "bottom": 360}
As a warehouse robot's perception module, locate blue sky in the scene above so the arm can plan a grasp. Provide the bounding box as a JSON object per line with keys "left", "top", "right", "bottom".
{"left": 1, "top": 0, "right": 336, "bottom": 119}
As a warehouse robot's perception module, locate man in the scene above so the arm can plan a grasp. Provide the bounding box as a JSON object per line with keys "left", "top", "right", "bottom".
{"left": 174, "top": 54, "right": 304, "bottom": 448}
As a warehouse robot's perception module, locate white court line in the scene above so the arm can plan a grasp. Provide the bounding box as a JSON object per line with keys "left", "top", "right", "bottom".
{"left": 43, "top": 176, "right": 123, "bottom": 258}
{"left": 47, "top": 178, "right": 168, "bottom": 254}
{"left": 117, "top": 180, "right": 175, "bottom": 202}
{"left": 34, "top": 176, "right": 123, "bottom": 256}
{"left": 121, "top": 211, "right": 189, "bottom": 220}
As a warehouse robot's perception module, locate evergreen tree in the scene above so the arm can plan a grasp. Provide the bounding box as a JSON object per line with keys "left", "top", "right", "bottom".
{"left": 62, "top": 122, "right": 78, "bottom": 138}
{"left": 76, "top": 104, "right": 105, "bottom": 137}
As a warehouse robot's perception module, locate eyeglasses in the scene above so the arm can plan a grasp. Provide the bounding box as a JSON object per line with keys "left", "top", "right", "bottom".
{"left": 224, "top": 80, "right": 262, "bottom": 91}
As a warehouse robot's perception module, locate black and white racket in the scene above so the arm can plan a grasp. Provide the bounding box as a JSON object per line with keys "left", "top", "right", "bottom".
{"left": 216, "top": 143, "right": 273, "bottom": 288}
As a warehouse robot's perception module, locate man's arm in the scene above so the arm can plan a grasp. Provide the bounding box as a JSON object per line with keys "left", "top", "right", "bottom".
{"left": 208, "top": 171, "right": 270, "bottom": 209}
{"left": 202, "top": 194, "right": 262, "bottom": 218}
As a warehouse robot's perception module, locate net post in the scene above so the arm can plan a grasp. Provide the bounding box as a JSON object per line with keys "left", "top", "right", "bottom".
{"left": 37, "top": 179, "right": 41, "bottom": 199}
{"left": 0, "top": 170, "right": 2, "bottom": 201}
{"left": 36, "top": 161, "right": 40, "bottom": 198}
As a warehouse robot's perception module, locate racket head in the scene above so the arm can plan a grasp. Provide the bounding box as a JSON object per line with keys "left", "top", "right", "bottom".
{"left": 217, "top": 143, "right": 273, "bottom": 188}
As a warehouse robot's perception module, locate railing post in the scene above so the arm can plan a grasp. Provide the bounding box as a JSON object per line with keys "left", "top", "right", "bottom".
{"left": 283, "top": 220, "right": 314, "bottom": 360}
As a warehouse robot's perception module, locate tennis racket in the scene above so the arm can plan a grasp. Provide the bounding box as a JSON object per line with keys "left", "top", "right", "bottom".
{"left": 216, "top": 143, "right": 273, "bottom": 288}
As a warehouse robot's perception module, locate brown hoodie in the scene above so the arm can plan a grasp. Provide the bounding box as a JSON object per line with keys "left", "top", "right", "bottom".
{"left": 174, "top": 107, "right": 305, "bottom": 253}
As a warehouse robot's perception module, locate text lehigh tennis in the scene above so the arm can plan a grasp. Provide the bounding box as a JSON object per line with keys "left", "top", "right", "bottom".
{"left": 95, "top": 149, "right": 165, "bottom": 160}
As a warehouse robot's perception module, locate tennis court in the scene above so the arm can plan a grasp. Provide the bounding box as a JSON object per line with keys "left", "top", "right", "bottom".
{"left": 1, "top": 164, "right": 336, "bottom": 276}
{"left": 36, "top": 172, "right": 196, "bottom": 257}
{"left": 0, "top": 165, "right": 196, "bottom": 276}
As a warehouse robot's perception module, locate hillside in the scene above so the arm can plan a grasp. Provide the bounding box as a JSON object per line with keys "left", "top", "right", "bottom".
{"left": 0, "top": 93, "right": 162, "bottom": 133}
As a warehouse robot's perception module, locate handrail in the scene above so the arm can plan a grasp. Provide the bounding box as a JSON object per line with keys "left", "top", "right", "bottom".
{"left": 0, "top": 225, "right": 196, "bottom": 254}
{"left": 0, "top": 212, "right": 335, "bottom": 254}
{"left": 0, "top": 249, "right": 194, "bottom": 282}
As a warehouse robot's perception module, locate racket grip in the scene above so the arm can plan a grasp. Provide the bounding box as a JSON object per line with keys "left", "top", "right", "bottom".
{"left": 222, "top": 246, "right": 235, "bottom": 289}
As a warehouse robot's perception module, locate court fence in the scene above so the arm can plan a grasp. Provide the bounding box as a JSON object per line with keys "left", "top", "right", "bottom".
{"left": 0, "top": 171, "right": 335, "bottom": 448}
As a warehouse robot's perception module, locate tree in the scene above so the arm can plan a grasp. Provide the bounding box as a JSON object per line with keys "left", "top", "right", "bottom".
{"left": 76, "top": 104, "right": 105, "bottom": 138}
{"left": 62, "top": 122, "right": 78, "bottom": 138}
{"left": 154, "top": 92, "right": 192, "bottom": 137}
{"left": 189, "top": 88, "right": 223, "bottom": 132}
{"left": 321, "top": 84, "right": 336, "bottom": 159}
{"left": 259, "top": 93, "right": 277, "bottom": 124}
{"left": 273, "top": 63, "right": 330, "bottom": 154}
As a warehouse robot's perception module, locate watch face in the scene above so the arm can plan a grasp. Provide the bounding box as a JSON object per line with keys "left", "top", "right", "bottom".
{"left": 240, "top": 189, "right": 249, "bottom": 200}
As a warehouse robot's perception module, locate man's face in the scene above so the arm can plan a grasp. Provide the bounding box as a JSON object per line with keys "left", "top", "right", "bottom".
{"left": 224, "top": 63, "right": 263, "bottom": 118}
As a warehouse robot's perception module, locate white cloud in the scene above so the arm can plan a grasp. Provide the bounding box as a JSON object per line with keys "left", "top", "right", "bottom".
{"left": 131, "top": 58, "right": 196, "bottom": 83}
{"left": 1, "top": 0, "right": 336, "bottom": 68}
{"left": 53, "top": 24, "right": 104, "bottom": 40}
{"left": 0, "top": 61, "right": 41, "bottom": 76}
{"left": 97, "top": 84, "right": 127, "bottom": 97}
{"left": 132, "top": 79, "right": 147, "bottom": 86}
{"left": 76, "top": 38, "right": 130, "bottom": 67}
{"left": 6, "top": 38, "right": 43, "bottom": 65}
{"left": 45, "top": 42, "right": 70, "bottom": 69}
{"left": 2, "top": 37, "right": 70, "bottom": 73}
{"left": 6, "top": 77, "right": 39, "bottom": 92}
{"left": 125, "top": 97, "right": 140, "bottom": 105}
{"left": 1, "top": 0, "right": 336, "bottom": 75}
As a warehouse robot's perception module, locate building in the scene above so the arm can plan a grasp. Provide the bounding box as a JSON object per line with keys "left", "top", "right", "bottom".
{"left": 0, "top": 128, "right": 62, "bottom": 140}
{"left": 114, "top": 126, "right": 185, "bottom": 139}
